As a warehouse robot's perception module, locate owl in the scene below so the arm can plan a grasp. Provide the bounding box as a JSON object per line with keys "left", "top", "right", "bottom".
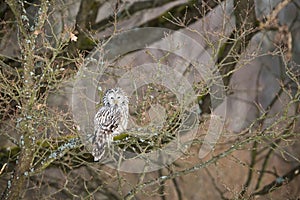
{"left": 92, "top": 88, "right": 129, "bottom": 161}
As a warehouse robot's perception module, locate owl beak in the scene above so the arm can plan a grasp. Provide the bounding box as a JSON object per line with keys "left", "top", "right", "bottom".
{"left": 113, "top": 99, "right": 118, "bottom": 105}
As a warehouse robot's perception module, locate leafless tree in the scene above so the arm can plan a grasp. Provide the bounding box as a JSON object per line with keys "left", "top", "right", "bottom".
{"left": 0, "top": 0, "right": 299, "bottom": 199}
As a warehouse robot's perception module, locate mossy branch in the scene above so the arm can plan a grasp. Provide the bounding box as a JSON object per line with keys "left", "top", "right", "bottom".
{"left": 1, "top": 1, "right": 50, "bottom": 199}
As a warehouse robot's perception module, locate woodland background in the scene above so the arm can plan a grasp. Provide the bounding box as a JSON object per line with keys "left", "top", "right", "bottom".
{"left": 0, "top": 0, "right": 300, "bottom": 199}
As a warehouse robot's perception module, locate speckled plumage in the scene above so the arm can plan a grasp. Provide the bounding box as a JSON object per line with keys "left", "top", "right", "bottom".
{"left": 92, "top": 88, "right": 129, "bottom": 161}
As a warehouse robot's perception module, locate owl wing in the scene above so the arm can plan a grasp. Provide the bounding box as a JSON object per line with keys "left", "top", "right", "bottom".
{"left": 92, "top": 106, "right": 121, "bottom": 161}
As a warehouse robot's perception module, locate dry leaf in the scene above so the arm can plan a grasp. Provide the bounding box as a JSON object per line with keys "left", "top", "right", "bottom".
{"left": 70, "top": 32, "right": 78, "bottom": 42}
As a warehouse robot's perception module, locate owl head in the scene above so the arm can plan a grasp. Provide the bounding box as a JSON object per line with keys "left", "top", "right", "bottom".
{"left": 103, "top": 88, "right": 129, "bottom": 108}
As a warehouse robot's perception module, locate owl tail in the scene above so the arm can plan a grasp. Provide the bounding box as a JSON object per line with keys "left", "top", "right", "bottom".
{"left": 92, "top": 142, "right": 107, "bottom": 161}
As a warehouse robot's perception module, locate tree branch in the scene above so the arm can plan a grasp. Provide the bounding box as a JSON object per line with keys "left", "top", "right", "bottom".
{"left": 251, "top": 164, "right": 300, "bottom": 197}
{"left": 217, "top": 0, "right": 258, "bottom": 87}
{"left": 1, "top": 1, "right": 49, "bottom": 199}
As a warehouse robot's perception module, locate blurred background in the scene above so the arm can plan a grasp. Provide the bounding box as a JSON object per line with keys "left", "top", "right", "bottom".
{"left": 0, "top": 0, "right": 299, "bottom": 199}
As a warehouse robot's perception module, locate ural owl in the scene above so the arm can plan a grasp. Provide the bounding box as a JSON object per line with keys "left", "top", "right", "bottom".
{"left": 92, "top": 88, "right": 129, "bottom": 161}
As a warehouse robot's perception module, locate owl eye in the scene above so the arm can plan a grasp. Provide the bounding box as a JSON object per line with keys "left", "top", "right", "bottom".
{"left": 110, "top": 97, "right": 114, "bottom": 99}
{"left": 117, "top": 96, "right": 120, "bottom": 99}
